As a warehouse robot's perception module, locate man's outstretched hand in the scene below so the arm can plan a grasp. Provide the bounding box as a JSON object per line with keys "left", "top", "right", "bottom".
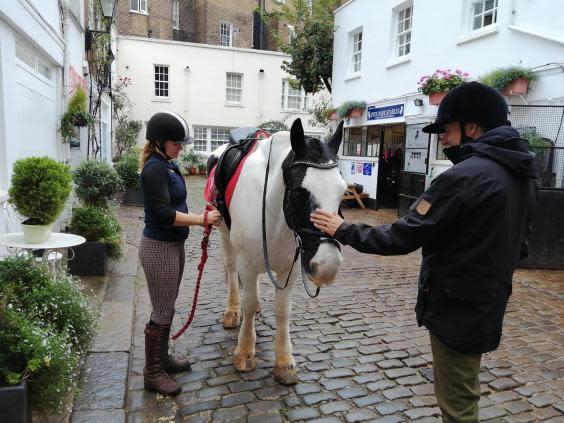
{"left": 310, "top": 209, "right": 344, "bottom": 237}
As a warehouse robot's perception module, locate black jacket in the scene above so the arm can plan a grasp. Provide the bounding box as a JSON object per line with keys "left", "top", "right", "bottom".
{"left": 140, "top": 153, "right": 189, "bottom": 242}
{"left": 334, "top": 126, "right": 538, "bottom": 354}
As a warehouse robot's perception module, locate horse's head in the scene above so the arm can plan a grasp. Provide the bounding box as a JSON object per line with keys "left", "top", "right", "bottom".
{"left": 282, "top": 118, "right": 347, "bottom": 287}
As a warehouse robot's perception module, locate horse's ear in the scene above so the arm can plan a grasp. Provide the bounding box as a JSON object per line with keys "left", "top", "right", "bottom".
{"left": 290, "top": 118, "right": 306, "bottom": 156}
{"left": 327, "top": 120, "right": 344, "bottom": 155}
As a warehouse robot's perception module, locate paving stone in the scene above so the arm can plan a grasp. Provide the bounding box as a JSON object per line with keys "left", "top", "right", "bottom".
{"left": 286, "top": 407, "right": 320, "bottom": 421}
{"left": 409, "top": 395, "right": 438, "bottom": 407}
{"left": 532, "top": 406, "right": 561, "bottom": 421}
{"left": 320, "top": 400, "right": 352, "bottom": 414}
{"left": 247, "top": 400, "right": 282, "bottom": 414}
{"left": 197, "top": 385, "right": 230, "bottom": 399}
{"left": 220, "top": 391, "right": 256, "bottom": 407}
{"left": 294, "top": 382, "right": 322, "bottom": 395}
{"left": 487, "top": 390, "right": 521, "bottom": 404}
{"left": 206, "top": 374, "right": 240, "bottom": 387}
{"left": 503, "top": 400, "right": 533, "bottom": 414}
{"left": 375, "top": 400, "right": 408, "bottom": 415}
{"left": 376, "top": 359, "right": 404, "bottom": 369}
{"left": 247, "top": 413, "right": 284, "bottom": 423}
{"left": 227, "top": 380, "right": 262, "bottom": 393}
{"left": 366, "top": 378, "right": 396, "bottom": 392}
{"left": 212, "top": 405, "right": 247, "bottom": 422}
{"left": 528, "top": 392, "right": 560, "bottom": 407}
{"left": 345, "top": 409, "right": 378, "bottom": 422}
{"left": 479, "top": 405, "right": 507, "bottom": 421}
{"left": 382, "top": 386, "right": 413, "bottom": 400}
{"left": 337, "top": 386, "right": 366, "bottom": 399}
{"left": 255, "top": 385, "right": 290, "bottom": 400}
{"left": 404, "top": 407, "right": 440, "bottom": 419}
{"left": 367, "top": 416, "right": 404, "bottom": 423}
{"left": 177, "top": 400, "right": 219, "bottom": 417}
{"left": 352, "top": 393, "right": 385, "bottom": 407}
{"left": 303, "top": 391, "right": 337, "bottom": 405}
{"left": 488, "top": 377, "right": 521, "bottom": 391}
{"left": 320, "top": 378, "right": 351, "bottom": 390}
{"left": 384, "top": 367, "right": 417, "bottom": 379}
{"left": 323, "top": 368, "right": 355, "bottom": 379}
{"left": 72, "top": 409, "right": 126, "bottom": 423}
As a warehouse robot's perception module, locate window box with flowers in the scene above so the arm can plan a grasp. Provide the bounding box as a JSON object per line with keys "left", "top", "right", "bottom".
{"left": 337, "top": 100, "right": 366, "bottom": 119}
{"left": 321, "top": 108, "right": 339, "bottom": 121}
{"left": 417, "top": 69, "right": 469, "bottom": 105}
{"left": 479, "top": 66, "right": 537, "bottom": 96}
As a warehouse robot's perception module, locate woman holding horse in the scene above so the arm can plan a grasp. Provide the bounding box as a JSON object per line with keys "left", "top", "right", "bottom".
{"left": 138, "top": 111, "right": 221, "bottom": 395}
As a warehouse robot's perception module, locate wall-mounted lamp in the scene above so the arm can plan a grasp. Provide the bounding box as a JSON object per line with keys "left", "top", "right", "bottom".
{"left": 414, "top": 98, "right": 424, "bottom": 107}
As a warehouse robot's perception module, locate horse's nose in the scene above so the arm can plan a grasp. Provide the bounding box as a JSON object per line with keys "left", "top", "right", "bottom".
{"left": 308, "top": 243, "right": 342, "bottom": 286}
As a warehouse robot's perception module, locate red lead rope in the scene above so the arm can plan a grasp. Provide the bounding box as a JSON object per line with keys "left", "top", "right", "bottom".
{"left": 171, "top": 205, "right": 213, "bottom": 341}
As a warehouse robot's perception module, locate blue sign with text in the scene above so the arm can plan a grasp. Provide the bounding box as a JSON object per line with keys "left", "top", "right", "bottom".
{"left": 367, "top": 104, "right": 404, "bottom": 121}
{"left": 363, "top": 163, "right": 372, "bottom": 176}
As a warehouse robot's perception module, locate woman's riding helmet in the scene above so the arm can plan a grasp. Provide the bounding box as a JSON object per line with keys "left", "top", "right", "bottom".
{"left": 146, "top": 112, "right": 194, "bottom": 144}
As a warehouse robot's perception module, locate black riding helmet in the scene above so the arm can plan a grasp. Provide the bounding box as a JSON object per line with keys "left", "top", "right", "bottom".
{"left": 422, "top": 82, "right": 510, "bottom": 134}
{"left": 146, "top": 112, "right": 195, "bottom": 145}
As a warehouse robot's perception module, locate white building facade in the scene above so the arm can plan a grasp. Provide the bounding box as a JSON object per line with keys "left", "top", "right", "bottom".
{"left": 332, "top": 0, "right": 564, "bottom": 212}
{"left": 116, "top": 36, "right": 325, "bottom": 155}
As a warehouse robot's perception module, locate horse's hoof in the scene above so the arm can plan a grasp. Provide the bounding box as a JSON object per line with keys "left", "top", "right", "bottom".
{"left": 233, "top": 353, "right": 256, "bottom": 372}
{"left": 273, "top": 364, "right": 298, "bottom": 386}
{"left": 223, "top": 311, "right": 240, "bottom": 329}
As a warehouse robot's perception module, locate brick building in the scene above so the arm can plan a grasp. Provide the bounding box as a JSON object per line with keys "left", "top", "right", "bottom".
{"left": 115, "top": 0, "right": 289, "bottom": 51}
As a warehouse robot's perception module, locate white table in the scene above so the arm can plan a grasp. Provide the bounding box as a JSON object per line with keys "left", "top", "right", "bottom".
{"left": 0, "top": 232, "right": 86, "bottom": 273}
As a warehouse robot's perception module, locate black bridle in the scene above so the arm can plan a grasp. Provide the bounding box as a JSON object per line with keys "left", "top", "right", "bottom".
{"left": 261, "top": 137, "right": 339, "bottom": 298}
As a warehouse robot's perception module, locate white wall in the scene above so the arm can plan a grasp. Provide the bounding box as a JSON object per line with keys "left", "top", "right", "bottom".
{"left": 332, "top": 0, "right": 564, "bottom": 195}
{"left": 116, "top": 36, "right": 325, "bottom": 151}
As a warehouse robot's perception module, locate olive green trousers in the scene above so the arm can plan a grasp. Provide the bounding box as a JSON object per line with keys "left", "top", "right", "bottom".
{"left": 430, "top": 333, "right": 482, "bottom": 423}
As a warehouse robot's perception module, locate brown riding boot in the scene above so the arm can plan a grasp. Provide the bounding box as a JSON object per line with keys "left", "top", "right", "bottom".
{"left": 143, "top": 323, "right": 181, "bottom": 395}
{"left": 162, "top": 325, "right": 192, "bottom": 374}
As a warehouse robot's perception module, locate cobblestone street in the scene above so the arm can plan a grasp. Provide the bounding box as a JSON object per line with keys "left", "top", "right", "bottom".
{"left": 121, "top": 176, "right": 564, "bottom": 423}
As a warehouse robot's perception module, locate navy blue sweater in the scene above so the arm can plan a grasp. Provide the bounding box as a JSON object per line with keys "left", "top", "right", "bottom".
{"left": 140, "top": 154, "right": 189, "bottom": 242}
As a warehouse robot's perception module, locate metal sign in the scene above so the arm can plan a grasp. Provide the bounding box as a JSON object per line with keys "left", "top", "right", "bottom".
{"left": 367, "top": 104, "right": 404, "bottom": 121}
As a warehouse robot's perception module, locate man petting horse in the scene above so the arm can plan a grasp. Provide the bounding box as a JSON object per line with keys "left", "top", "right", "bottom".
{"left": 311, "top": 82, "right": 538, "bottom": 423}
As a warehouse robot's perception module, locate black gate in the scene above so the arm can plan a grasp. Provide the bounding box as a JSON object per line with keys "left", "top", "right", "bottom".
{"left": 510, "top": 105, "right": 564, "bottom": 269}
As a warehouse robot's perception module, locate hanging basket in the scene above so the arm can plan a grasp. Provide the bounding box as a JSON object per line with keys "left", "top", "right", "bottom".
{"left": 428, "top": 91, "right": 448, "bottom": 106}
{"left": 502, "top": 78, "right": 530, "bottom": 96}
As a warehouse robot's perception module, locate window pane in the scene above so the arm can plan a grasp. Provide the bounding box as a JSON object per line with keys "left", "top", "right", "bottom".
{"left": 131, "top": 0, "right": 138, "bottom": 11}
{"left": 474, "top": 1, "right": 483, "bottom": 14}
{"left": 484, "top": 13, "right": 493, "bottom": 26}
{"left": 193, "top": 127, "right": 207, "bottom": 152}
{"left": 485, "top": 0, "right": 495, "bottom": 10}
{"left": 15, "top": 41, "right": 35, "bottom": 69}
{"left": 473, "top": 16, "right": 481, "bottom": 30}
{"left": 211, "top": 128, "right": 231, "bottom": 150}
{"left": 37, "top": 58, "right": 51, "bottom": 79}
{"left": 140, "top": 0, "right": 146, "bottom": 12}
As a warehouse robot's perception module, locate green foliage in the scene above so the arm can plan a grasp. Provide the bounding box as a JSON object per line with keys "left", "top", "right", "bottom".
{"left": 179, "top": 149, "right": 205, "bottom": 170}
{"left": 115, "top": 153, "right": 140, "bottom": 189}
{"left": 0, "top": 256, "right": 96, "bottom": 414}
{"left": 68, "top": 207, "right": 124, "bottom": 259}
{"left": 337, "top": 100, "right": 366, "bottom": 118}
{"left": 115, "top": 119, "right": 142, "bottom": 158}
{"left": 417, "top": 69, "right": 469, "bottom": 95}
{"left": 67, "top": 87, "right": 88, "bottom": 114}
{"left": 59, "top": 88, "right": 95, "bottom": 143}
{"left": 259, "top": 120, "right": 288, "bottom": 133}
{"left": 479, "top": 66, "right": 538, "bottom": 92}
{"left": 321, "top": 108, "right": 337, "bottom": 120}
{"left": 73, "top": 159, "right": 122, "bottom": 208}
{"left": 262, "top": 0, "right": 342, "bottom": 93}
{"left": 8, "top": 157, "right": 73, "bottom": 225}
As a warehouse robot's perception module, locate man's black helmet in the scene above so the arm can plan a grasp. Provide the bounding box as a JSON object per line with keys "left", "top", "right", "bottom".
{"left": 146, "top": 112, "right": 194, "bottom": 144}
{"left": 422, "top": 82, "right": 509, "bottom": 134}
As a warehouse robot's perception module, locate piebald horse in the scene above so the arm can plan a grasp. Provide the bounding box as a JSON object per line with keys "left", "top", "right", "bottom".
{"left": 213, "top": 118, "right": 346, "bottom": 385}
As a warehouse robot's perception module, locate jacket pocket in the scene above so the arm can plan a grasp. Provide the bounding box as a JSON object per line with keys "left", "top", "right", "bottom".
{"left": 436, "top": 278, "right": 502, "bottom": 304}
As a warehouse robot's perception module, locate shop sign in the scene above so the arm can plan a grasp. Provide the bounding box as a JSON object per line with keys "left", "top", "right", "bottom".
{"left": 363, "top": 163, "right": 372, "bottom": 176}
{"left": 367, "top": 104, "right": 404, "bottom": 121}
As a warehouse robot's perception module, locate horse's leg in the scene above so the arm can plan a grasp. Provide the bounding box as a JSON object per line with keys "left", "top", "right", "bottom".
{"left": 273, "top": 269, "right": 298, "bottom": 385}
{"left": 220, "top": 231, "right": 241, "bottom": 329}
{"left": 233, "top": 263, "right": 259, "bottom": 372}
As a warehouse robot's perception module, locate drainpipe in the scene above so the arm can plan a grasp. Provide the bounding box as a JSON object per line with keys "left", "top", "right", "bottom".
{"left": 61, "top": 0, "right": 70, "bottom": 163}
{"left": 185, "top": 65, "right": 190, "bottom": 123}
{"left": 258, "top": 68, "right": 264, "bottom": 125}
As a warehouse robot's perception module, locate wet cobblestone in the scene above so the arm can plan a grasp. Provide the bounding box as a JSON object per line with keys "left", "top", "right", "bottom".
{"left": 118, "top": 176, "right": 563, "bottom": 422}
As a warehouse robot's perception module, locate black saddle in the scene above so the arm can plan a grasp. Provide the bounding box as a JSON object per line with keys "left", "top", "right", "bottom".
{"left": 207, "top": 127, "right": 261, "bottom": 228}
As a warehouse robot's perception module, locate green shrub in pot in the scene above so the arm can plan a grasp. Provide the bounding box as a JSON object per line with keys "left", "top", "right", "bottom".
{"left": 72, "top": 159, "right": 122, "bottom": 208}
{"left": 115, "top": 152, "right": 140, "bottom": 189}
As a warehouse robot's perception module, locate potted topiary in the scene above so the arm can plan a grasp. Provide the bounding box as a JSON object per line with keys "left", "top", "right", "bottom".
{"left": 8, "top": 157, "right": 73, "bottom": 243}
{"left": 0, "top": 256, "right": 96, "bottom": 421}
{"left": 417, "top": 68, "right": 469, "bottom": 105}
{"left": 115, "top": 152, "right": 142, "bottom": 205}
{"left": 197, "top": 162, "right": 207, "bottom": 176}
{"left": 68, "top": 160, "right": 124, "bottom": 275}
{"left": 337, "top": 100, "right": 366, "bottom": 119}
{"left": 479, "top": 65, "right": 537, "bottom": 96}
{"left": 59, "top": 87, "right": 94, "bottom": 143}
{"left": 67, "top": 206, "right": 124, "bottom": 275}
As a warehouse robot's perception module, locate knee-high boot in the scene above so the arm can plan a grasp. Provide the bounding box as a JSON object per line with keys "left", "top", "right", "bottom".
{"left": 143, "top": 323, "right": 181, "bottom": 395}
{"left": 162, "top": 324, "right": 192, "bottom": 373}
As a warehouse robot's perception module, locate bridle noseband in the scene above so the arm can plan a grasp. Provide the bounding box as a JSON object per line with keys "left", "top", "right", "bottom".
{"left": 262, "top": 138, "right": 341, "bottom": 298}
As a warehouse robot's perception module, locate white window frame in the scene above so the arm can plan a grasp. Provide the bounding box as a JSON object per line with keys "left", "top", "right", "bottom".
{"left": 470, "top": 0, "right": 498, "bottom": 31}
{"left": 281, "top": 79, "right": 307, "bottom": 112}
{"left": 193, "top": 127, "right": 234, "bottom": 153}
{"left": 153, "top": 65, "right": 169, "bottom": 99}
{"left": 220, "top": 21, "right": 233, "bottom": 47}
{"left": 350, "top": 28, "right": 363, "bottom": 75}
{"left": 15, "top": 39, "right": 53, "bottom": 83}
{"left": 172, "top": 0, "right": 179, "bottom": 29}
{"left": 211, "top": 128, "right": 231, "bottom": 151}
{"left": 130, "top": 0, "right": 148, "bottom": 14}
{"left": 193, "top": 126, "right": 208, "bottom": 152}
{"left": 395, "top": 3, "right": 413, "bottom": 57}
{"left": 225, "top": 73, "right": 243, "bottom": 104}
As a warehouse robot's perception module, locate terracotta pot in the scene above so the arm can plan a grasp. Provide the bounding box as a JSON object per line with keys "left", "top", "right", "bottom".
{"left": 188, "top": 167, "right": 197, "bottom": 175}
{"left": 502, "top": 78, "right": 529, "bottom": 96}
{"left": 428, "top": 91, "right": 448, "bottom": 105}
{"left": 329, "top": 111, "right": 339, "bottom": 120}
{"left": 349, "top": 108, "right": 364, "bottom": 118}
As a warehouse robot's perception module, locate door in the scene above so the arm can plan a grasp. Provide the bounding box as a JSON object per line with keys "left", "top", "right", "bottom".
{"left": 376, "top": 124, "right": 405, "bottom": 209}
